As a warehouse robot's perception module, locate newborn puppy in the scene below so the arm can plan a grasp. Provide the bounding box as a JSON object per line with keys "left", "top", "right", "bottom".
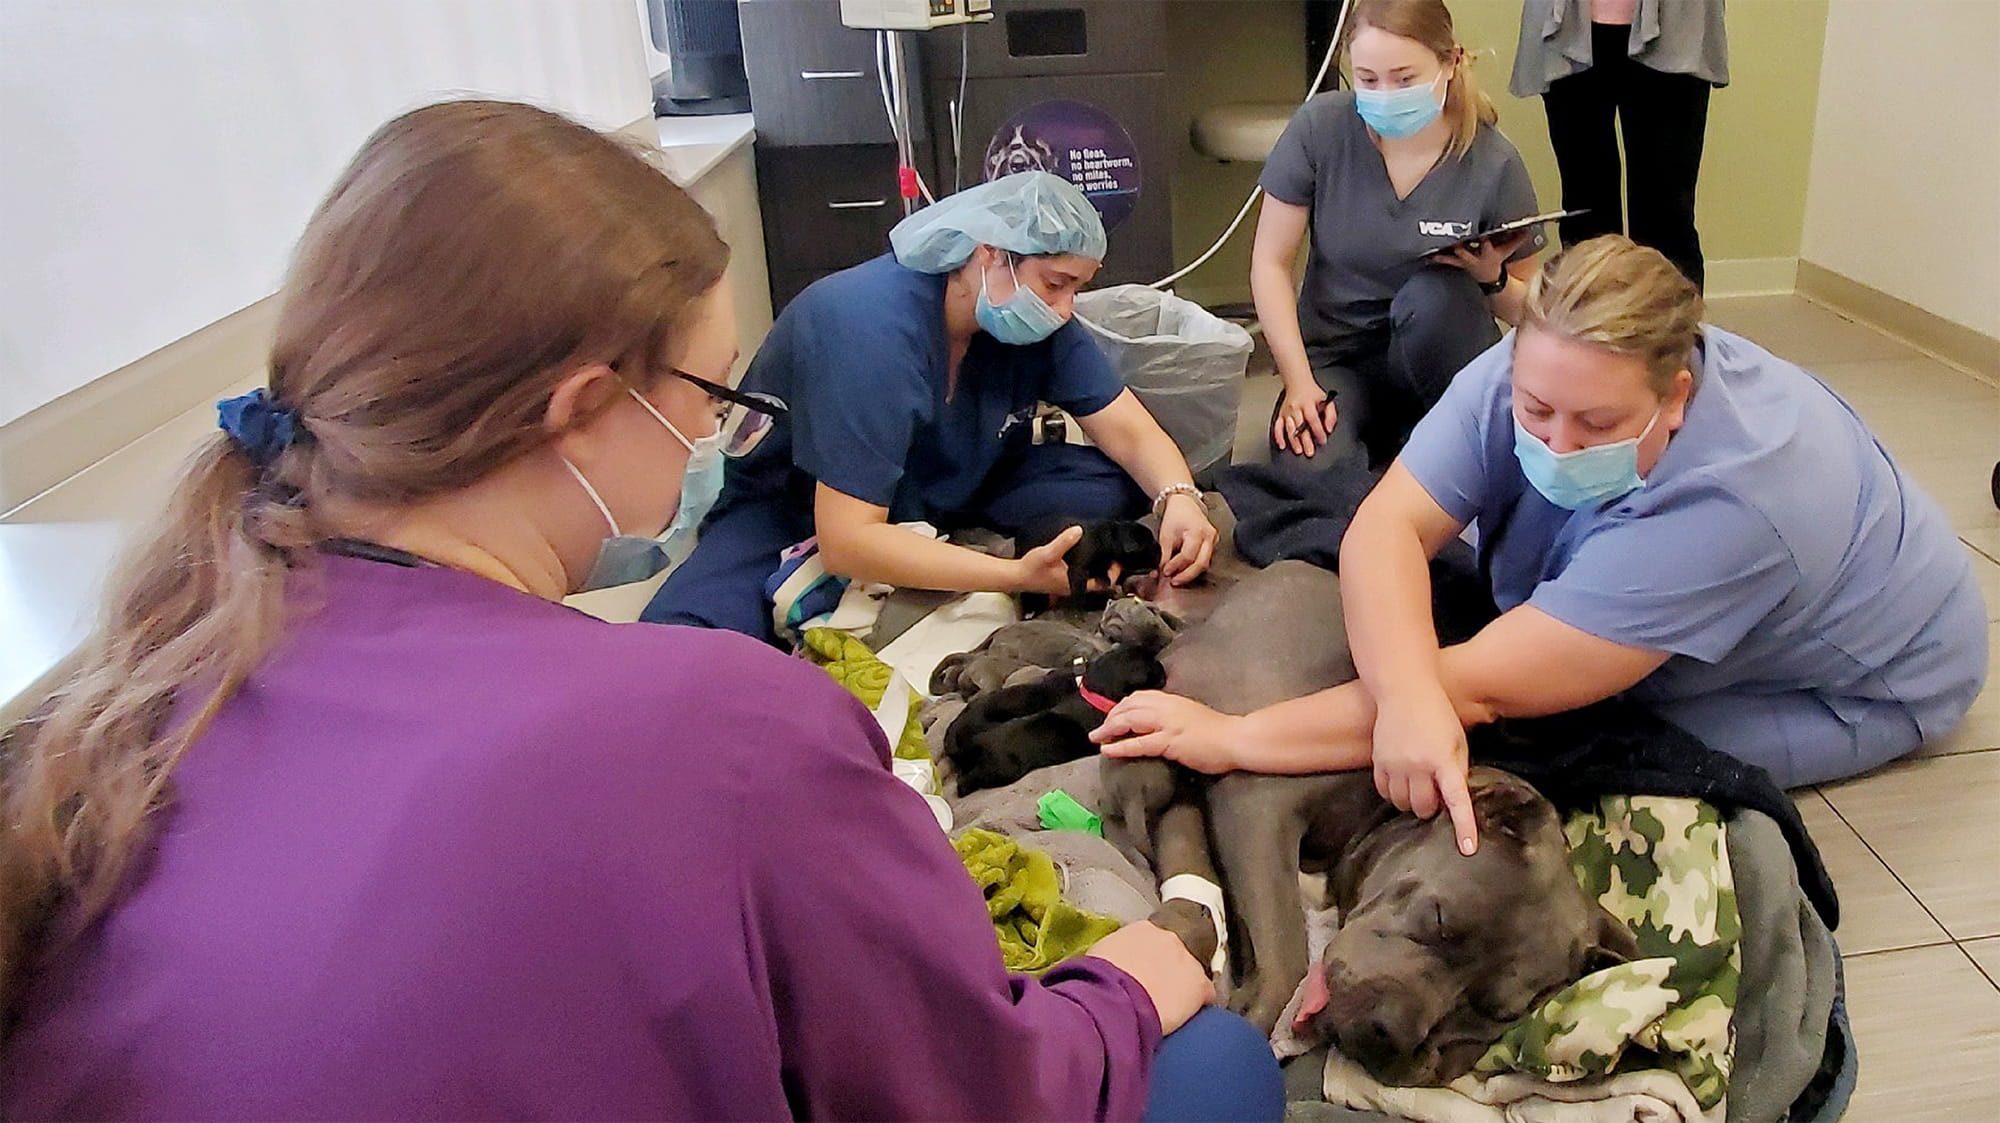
{"left": 1096, "top": 595, "right": 1181, "bottom": 653}
{"left": 1015, "top": 517, "right": 1163, "bottom": 614}
{"left": 944, "top": 646, "right": 1165, "bottom": 795}
{"left": 929, "top": 619, "right": 1110, "bottom": 698}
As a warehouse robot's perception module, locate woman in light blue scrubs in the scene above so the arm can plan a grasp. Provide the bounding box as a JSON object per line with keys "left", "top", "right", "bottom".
{"left": 1095, "top": 236, "right": 1987, "bottom": 851}
{"left": 645, "top": 172, "right": 1219, "bottom": 644}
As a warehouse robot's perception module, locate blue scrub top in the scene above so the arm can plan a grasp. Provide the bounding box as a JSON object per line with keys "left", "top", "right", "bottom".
{"left": 1401, "top": 326, "right": 1983, "bottom": 741}
{"left": 715, "top": 254, "right": 1125, "bottom": 528}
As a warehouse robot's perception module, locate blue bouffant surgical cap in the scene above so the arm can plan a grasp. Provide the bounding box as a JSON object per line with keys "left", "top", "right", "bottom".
{"left": 889, "top": 171, "right": 1108, "bottom": 274}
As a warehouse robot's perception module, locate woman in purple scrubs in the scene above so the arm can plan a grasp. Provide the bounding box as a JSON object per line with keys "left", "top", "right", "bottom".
{"left": 0, "top": 101, "right": 1279, "bottom": 1122}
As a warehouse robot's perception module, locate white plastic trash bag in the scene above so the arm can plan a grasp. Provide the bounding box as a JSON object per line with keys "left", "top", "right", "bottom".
{"left": 1075, "top": 285, "right": 1252, "bottom": 474}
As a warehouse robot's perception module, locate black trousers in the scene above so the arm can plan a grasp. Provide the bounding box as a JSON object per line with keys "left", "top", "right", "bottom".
{"left": 1541, "top": 22, "right": 1712, "bottom": 289}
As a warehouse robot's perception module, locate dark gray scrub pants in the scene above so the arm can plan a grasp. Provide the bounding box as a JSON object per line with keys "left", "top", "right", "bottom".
{"left": 1272, "top": 267, "right": 1501, "bottom": 474}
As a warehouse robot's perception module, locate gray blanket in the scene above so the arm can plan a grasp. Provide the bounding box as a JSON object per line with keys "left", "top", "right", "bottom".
{"left": 1725, "top": 809, "right": 1843, "bottom": 1123}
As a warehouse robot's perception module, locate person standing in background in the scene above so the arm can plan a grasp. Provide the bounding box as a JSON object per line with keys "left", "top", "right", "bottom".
{"left": 1512, "top": 0, "right": 1727, "bottom": 289}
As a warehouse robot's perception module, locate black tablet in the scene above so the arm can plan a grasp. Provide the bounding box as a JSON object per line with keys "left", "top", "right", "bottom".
{"left": 1416, "top": 209, "right": 1589, "bottom": 261}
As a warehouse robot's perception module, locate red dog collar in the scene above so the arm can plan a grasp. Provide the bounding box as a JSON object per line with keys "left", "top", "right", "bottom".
{"left": 1077, "top": 677, "right": 1118, "bottom": 715}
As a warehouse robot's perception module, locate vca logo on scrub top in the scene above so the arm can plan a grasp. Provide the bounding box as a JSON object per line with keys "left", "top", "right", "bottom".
{"left": 1417, "top": 220, "right": 1475, "bottom": 238}
{"left": 984, "top": 100, "right": 1142, "bottom": 231}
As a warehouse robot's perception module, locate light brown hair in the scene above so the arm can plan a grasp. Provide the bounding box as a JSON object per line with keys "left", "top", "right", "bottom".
{"left": 0, "top": 100, "right": 728, "bottom": 1014}
{"left": 1522, "top": 234, "right": 1705, "bottom": 395}
{"left": 1346, "top": 0, "right": 1498, "bottom": 158}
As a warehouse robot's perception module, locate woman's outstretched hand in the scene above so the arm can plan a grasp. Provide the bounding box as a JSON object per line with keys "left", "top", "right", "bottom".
{"left": 1091, "top": 691, "right": 1244, "bottom": 775}
{"left": 1156, "top": 493, "right": 1218, "bottom": 587}
{"left": 1011, "top": 524, "right": 1084, "bottom": 597}
{"left": 1369, "top": 689, "right": 1480, "bottom": 856}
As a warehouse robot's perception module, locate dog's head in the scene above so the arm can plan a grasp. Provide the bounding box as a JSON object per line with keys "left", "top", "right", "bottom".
{"left": 985, "top": 126, "right": 1056, "bottom": 180}
{"left": 1080, "top": 645, "right": 1166, "bottom": 698}
{"left": 1017, "top": 518, "right": 1162, "bottom": 605}
{"left": 1097, "top": 596, "right": 1180, "bottom": 653}
{"left": 1298, "top": 767, "right": 1639, "bottom": 1086}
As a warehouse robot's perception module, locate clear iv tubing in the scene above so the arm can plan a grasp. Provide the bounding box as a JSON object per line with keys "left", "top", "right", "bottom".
{"left": 876, "top": 30, "right": 938, "bottom": 207}
{"left": 1148, "top": 0, "right": 1355, "bottom": 291}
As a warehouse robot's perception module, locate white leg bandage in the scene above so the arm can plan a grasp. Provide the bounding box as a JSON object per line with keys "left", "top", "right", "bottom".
{"left": 1159, "top": 873, "right": 1231, "bottom": 979}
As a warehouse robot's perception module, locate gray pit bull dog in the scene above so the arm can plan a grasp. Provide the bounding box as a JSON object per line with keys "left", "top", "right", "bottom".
{"left": 1220, "top": 766, "right": 1639, "bottom": 1084}
{"left": 1104, "top": 560, "right": 1639, "bottom": 1084}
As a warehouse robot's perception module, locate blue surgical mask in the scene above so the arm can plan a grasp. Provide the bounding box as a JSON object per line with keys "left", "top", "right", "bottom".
{"left": 1511, "top": 407, "right": 1662, "bottom": 511}
{"left": 564, "top": 388, "right": 726, "bottom": 591}
{"left": 1354, "top": 73, "right": 1445, "bottom": 139}
{"left": 975, "top": 254, "right": 1067, "bottom": 345}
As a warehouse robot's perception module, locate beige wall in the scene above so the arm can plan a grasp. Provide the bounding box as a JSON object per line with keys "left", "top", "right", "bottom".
{"left": 1165, "top": 1, "right": 1311, "bottom": 306}
{"left": 1802, "top": 0, "right": 2000, "bottom": 340}
{"left": 1167, "top": 0, "right": 1829, "bottom": 304}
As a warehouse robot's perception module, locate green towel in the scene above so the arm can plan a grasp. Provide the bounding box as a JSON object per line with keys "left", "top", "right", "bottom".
{"left": 954, "top": 828, "right": 1122, "bottom": 973}
{"left": 1477, "top": 796, "right": 1740, "bottom": 1107}
{"left": 800, "top": 627, "right": 929, "bottom": 762}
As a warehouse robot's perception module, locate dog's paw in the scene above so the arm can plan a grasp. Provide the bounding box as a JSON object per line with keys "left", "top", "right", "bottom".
{"left": 1147, "top": 899, "right": 1218, "bottom": 971}
{"left": 1226, "top": 973, "right": 1293, "bottom": 1036}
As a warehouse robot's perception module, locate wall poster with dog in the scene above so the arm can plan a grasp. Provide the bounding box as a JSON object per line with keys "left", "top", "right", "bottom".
{"left": 984, "top": 99, "right": 1142, "bottom": 230}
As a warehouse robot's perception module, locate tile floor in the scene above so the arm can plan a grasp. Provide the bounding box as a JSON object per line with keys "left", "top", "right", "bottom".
{"left": 1232, "top": 295, "right": 2000, "bottom": 1121}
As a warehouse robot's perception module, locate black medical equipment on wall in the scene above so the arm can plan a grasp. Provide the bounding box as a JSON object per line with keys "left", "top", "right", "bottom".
{"left": 740, "top": 0, "right": 1172, "bottom": 311}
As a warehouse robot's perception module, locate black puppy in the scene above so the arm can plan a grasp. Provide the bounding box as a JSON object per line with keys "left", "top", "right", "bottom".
{"left": 944, "top": 645, "right": 1164, "bottom": 795}
{"left": 1014, "top": 517, "right": 1162, "bottom": 615}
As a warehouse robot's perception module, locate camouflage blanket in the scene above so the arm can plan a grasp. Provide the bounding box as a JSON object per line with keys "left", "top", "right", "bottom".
{"left": 1475, "top": 796, "right": 1739, "bottom": 1108}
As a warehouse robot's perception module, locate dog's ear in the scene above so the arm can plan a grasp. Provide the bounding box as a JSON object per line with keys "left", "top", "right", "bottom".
{"left": 1580, "top": 903, "right": 1641, "bottom": 975}
{"left": 1470, "top": 776, "right": 1559, "bottom": 843}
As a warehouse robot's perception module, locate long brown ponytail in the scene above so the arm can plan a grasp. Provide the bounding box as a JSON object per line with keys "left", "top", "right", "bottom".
{"left": 0, "top": 100, "right": 728, "bottom": 1013}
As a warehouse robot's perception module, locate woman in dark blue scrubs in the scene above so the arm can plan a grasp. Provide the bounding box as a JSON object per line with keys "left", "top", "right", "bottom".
{"left": 645, "top": 172, "right": 1219, "bottom": 643}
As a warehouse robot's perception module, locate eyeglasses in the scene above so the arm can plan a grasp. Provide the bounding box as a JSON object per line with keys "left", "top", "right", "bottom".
{"left": 673, "top": 370, "right": 787, "bottom": 458}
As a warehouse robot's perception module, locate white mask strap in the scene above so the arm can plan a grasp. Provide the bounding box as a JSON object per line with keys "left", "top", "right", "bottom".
{"left": 1637, "top": 403, "right": 1665, "bottom": 442}
{"left": 559, "top": 456, "right": 620, "bottom": 537}
{"left": 626, "top": 387, "right": 697, "bottom": 453}
{"left": 981, "top": 250, "right": 1016, "bottom": 301}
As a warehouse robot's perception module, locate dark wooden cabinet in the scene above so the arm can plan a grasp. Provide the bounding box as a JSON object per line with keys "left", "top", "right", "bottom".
{"left": 756, "top": 145, "right": 907, "bottom": 272}
{"left": 738, "top": 0, "right": 926, "bottom": 148}
{"left": 742, "top": 0, "right": 933, "bottom": 312}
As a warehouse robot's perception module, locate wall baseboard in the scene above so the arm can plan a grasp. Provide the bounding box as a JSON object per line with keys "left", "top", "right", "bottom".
{"left": 1, "top": 298, "right": 276, "bottom": 516}
{"left": 1797, "top": 259, "right": 2000, "bottom": 382}
{"left": 1705, "top": 257, "right": 1799, "bottom": 298}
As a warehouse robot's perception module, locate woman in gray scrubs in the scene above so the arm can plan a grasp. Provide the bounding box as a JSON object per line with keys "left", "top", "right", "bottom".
{"left": 1254, "top": 0, "right": 1546, "bottom": 469}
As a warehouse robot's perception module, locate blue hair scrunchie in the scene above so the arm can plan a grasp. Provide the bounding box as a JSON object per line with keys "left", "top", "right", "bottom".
{"left": 215, "top": 388, "right": 300, "bottom": 468}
